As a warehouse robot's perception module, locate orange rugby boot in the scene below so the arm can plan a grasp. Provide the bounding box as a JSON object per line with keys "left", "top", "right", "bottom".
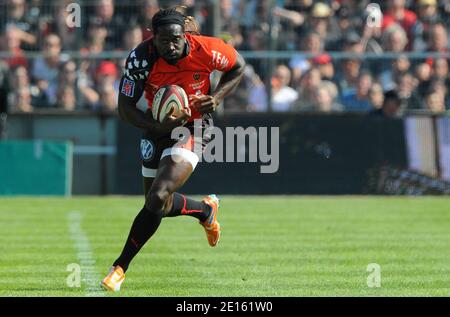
{"left": 200, "top": 194, "right": 221, "bottom": 247}
{"left": 100, "top": 265, "right": 125, "bottom": 292}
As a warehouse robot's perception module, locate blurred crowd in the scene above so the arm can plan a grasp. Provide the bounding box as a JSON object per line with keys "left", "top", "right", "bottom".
{"left": 0, "top": 0, "right": 449, "bottom": 116}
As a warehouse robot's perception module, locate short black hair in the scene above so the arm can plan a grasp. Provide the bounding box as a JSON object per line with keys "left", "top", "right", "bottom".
{"left": 151, "top": 7, "right": 186, "bottom": 34}
{"left": 384, "top": 90, "right": 401, "bottom": 104}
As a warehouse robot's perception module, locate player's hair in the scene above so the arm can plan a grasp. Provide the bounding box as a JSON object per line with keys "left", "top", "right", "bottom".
{"left": 384, "top": 90, "right": 401, "bottom": 104}
{"left": 151, "top": 6, "right": 200, "bottom": 35}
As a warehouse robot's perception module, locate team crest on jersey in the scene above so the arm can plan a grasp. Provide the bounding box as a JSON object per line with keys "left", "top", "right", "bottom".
{"left": 121, "top": 78, "right": 135, "bottom": 97}
{"left": 140, "top": 139, "right": 155, "bottom": 161}
{"left": 193, "top": 73, "right": 200, "bottom": 80}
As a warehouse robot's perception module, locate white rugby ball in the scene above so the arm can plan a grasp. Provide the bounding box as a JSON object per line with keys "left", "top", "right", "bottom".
{"left": 152, "top": 85, "right": 190, "bottom": 123}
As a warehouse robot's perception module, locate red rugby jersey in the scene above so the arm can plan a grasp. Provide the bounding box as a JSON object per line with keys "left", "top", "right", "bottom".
{"left": 118, "top": 33, "right": 238, "bottom": 121}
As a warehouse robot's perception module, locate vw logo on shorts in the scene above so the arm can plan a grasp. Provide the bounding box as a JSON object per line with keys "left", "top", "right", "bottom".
{"left": 140, "top": 139, "right": 155, "bottom": 161}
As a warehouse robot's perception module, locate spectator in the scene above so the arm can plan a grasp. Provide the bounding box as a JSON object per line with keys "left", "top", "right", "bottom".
{"left": 0, "top": 26, "right": 28, "bottom": 68}
{"left": 58, "top": 60, "right": 99, "bottom": 109}
{"left": 220, "top": 0, "right": 236, "bottom": 31}
{"left": 381, "top": 23, "right": 409, "bottom": 53}
{"left": 302, "top": 81, "right": 344, "bottom": 112}
{"left": 415, "top": 0, "right": 440, "bottom": 26}
{"left": 1, "top": 0, "right": 37, "bottom": 48}
{"left": 382, "top": 0, "right": 417, "bottom": 50}
{"left": 240, "top": 0, "right": 271, "bottom": 32}
{"left": 369, "top": 82, "right": 384, "bottom": 110}
{"left": 293, "top": 67, "right": 322, "bottom": 111}
{"left": 96, "top": 83, "right": 118, "bottom": 112}
{"left": 95, "top": 61, "right": 118, "bottom": 89}
{"left": 413, "top": 0, "right": 441, "bottom": 51}
{"left": 84, "top": 22, "right": 108, "bottom": 54}
{"left": 379, "top": 54, "right": 411, "bottom": 91}
{"left": 77, "top": 23, "right": 109, "bottom": 99}
{"left": 9, "top": 64, "right": 28, "bottom": 91}
{"left": 230, "top": 65, "right": 267, "bottom": 112}
{"left": 424, "top": 86, "right": 446, "bottom": 113}
{"left": 31, "top": 33, "right": 65, "bottom": 106}
{"left": 329, "top": 4, "right": 372, "bottom": 51}
{"left": 312, "top": 53, "right": 334, "bottom": 81}
{"left": 370, "top": 90, "right": 402, "bottom": 118}
{"left": 273, "top": 0, "right": 313, "bottom": 49}
{"left": 288, "top": 30, "right": 323, "bottom": 85}
{"left": 415, "top": 62, "right": 432, "bottom": 82}
{"left": 92, "top": 61, "right": 119, "bottom": 111}
{"left": 139, "top": 0, "right": 160, "bottom": 40}
{"left": 57, "top": 85, "right": 77, "bottom": 111}
{"left": 240, "top": 25, "right": 267, "bottom": 78}
{"left": 428, "top": 79, "right": 450, "bottom": 109}
{"left": 426, "top": 23, "right": 450, "bottom": 69}
{"left": 270, "top": 65, "right": 298, "bottom": 111}
{"left": 7, "top": 65, "right": 33, "bottom": 111}
{"left": 51, "top": 0, "right": 78, "bottom": 50}
{"left": 340, "top": 71, "right": 373, "bottom": 112}
{"left": 308, "top": 2, "right": 339, "bottom": 48}
{"left": 122, "top": 24, "right": 143, "bottom": 51}
{"left": 396, "top": 72, "right": 423, "bottom": 110}
{"left": 10, "top": 86, "right": 33, "bottom": 112}
{"left": 334, "top": 32, "right": 363, "bottom": 95}
{"left": 430, "top": 58, "right": 450, "bottom": 105}
{"left": 10, "top": 64, "right": 48, "bottom": 109}
{"left": 426, "top": 22, "right": 449, "bottom": 53}
{"left": 87, "top": 0, "right": 126, "bottom": 49}
{"left": 335, "top": 4, "right": 353, "bottom": 36}
{"left": 415, "top": 62, "right": 433, "bottom": 96}
{"left": 431, "top": 58, "right": 449, "bottom": 82}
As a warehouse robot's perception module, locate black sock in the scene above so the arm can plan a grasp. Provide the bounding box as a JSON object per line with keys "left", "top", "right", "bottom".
{"left": 164, "top": 193, "right": 211, "bottom": 222}
{"left": 113, "top": 206, "right": 163, "bottom": 272}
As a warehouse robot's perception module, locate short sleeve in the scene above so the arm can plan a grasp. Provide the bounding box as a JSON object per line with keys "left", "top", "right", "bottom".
{"left": 118, "top": 40, "right": 152, "bottom": 103}
{"left": 203, "top": 37, "right": 238, "bottom": 73}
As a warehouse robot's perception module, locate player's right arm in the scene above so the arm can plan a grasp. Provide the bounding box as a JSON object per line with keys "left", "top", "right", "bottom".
{"left": 117, "top": 42, "right": 188, "bottom": 133}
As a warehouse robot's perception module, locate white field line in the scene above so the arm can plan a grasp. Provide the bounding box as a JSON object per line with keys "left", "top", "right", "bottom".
{"left": 67, "top": 211, "right": 105, "bottom": 297}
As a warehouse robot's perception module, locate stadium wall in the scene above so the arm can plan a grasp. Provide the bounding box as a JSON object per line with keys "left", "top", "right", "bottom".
{"left": 115, "top": 113, "right": 419, "bottom": 195}
{"left": 2, "top": 113, "right": 449, "bottom": 195}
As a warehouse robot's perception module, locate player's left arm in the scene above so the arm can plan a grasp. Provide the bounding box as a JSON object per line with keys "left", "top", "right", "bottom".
{"left": 193, "top": 52, "right": 246, "bottom": 114}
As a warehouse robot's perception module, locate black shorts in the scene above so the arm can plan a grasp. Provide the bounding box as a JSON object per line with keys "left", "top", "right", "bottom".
{"left": 140, "top": 117, "right": 213, "bottom": 177}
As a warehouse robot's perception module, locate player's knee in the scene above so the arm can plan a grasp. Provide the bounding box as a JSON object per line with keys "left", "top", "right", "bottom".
{"left": 146, "top": 185, "right": 172, "bottom": 211}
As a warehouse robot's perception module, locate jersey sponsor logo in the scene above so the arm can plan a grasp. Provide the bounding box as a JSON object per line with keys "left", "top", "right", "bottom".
{"left": 189, "top": 80, "right": 206, "bottom": 90}
{"left": 211, "top": 50, "right": 230, "bottom": 70}
{"left": 121, "top": 78, "right": 135, "bottom": 97}
{"left": 140, "top": 139, "right": 155, "bottom": 161}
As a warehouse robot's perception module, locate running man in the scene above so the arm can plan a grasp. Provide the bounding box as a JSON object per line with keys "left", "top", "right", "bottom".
{"left": 101, "top": 7, "right": 245, "bottom": 291}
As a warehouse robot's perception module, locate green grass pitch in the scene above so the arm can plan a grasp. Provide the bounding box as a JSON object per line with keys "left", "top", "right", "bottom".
{"left": 0, "top": 196, "right": 449, "bottom": 297}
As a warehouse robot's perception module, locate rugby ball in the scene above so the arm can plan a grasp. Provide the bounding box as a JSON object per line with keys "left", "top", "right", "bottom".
{"left": 152, "top": 85, "right": 190, "bottom": 123}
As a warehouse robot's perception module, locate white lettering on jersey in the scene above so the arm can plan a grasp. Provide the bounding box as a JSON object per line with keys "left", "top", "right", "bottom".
{"left": 211, "top": 50, "right": 229, "bottom": 70}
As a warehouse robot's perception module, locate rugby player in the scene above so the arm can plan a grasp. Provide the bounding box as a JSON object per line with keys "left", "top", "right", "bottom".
{"left": 101, "top": 7, "right": 246, "bottom": 291}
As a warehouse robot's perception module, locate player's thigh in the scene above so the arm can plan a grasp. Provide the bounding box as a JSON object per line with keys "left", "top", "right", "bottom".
{"left": 148, "top": 155, "right": 193, "bottom": 197}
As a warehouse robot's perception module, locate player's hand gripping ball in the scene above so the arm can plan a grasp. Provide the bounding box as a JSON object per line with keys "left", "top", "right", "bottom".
{"left": 190, "top": 94, "right": 220, "bottom": 114}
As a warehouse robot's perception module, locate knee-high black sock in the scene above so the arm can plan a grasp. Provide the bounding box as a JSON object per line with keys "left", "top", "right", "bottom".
{"left": 113, "top": 206, "right": 163, "bottom": 272}
{"left": 164, "top": 193, "right": 211, "bottom": 222}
